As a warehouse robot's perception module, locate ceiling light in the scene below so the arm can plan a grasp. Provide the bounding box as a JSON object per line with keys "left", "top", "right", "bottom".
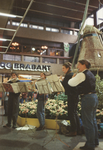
{"left": 41, "top": 46, "right": 48, "bottom": 49}
{"left": 32, "top": 47, "right": 35, "bottom": 51}
{"left": 0, "top": 12, "right": 16, "bottom": 18}
{"left": 12, "top": 42, "right": 19, "bottom": 46}
{"left": 0, "top": 12, "right": 22, "bottom": 18}
{"left": 0, "top": 38, "right": 11, "bottom": 41}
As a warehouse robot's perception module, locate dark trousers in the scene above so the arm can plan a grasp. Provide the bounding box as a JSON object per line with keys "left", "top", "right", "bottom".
{"left": 7, "top": 97, "right": 19, "bottom": 126}
{"left": 4, "top": 101, "right": 8, "bottom": 115}
{"left": 68, "top": 95, "right": 81, "bottom": 133}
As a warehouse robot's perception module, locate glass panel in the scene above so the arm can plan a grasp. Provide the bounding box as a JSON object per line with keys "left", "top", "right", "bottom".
{"left": 24, "top": 56, "right": 40, "bottom": 62}
{"left": 46, "top": 27, "right": 51, "bottom": 31}
{"left": 46, "top": 27, "right": 59, "bottom": 32}
{"left": 51, "top": 28, "right": 59, "bottom": 32}
{"left": 3, "top": 54, "right": 21, "bottom": 61}
{"left": 42, "top": 57, "right": 57, "bottom": 63}
{"left": 29, "top": 24, "right": 44, "bottom": 30}
{"left": 12, "top": 22, "right": 28, "bottom": 28}
{"left": 61, "top": 29, "right": 70, "bottom": 34}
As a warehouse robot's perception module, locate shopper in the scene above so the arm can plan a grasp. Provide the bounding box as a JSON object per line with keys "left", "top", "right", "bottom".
{"left": 36, "top": 72, "right": 48, "bottom": 131}
{"left": 68, "top": 59, "right": 99, "bottom": 150}
{"left": 3, "top": 72, "right": 20, "bottom": 129}
{"left": 61, "top": 62, "right": 81, "bottom": 136}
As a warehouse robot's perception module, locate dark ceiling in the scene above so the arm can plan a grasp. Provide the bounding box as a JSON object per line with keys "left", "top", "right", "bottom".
{"left": 0, "top": 0, "right": 102, "bottom": 26}
{"left": 12, "top": 0, "right": 100, "bottom": 23}
{"left": 0, "top": 0, "right": 102, "bottom": 51}
{"left": 0, "top": 0, "right": 102, "bottom": 35}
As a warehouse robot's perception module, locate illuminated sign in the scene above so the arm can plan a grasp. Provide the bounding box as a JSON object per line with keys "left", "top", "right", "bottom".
{"left": 0, "top": 62, "right": 51, "bottom": 72}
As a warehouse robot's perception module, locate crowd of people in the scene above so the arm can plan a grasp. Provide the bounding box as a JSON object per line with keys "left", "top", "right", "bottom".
{"left": 2, "top": 59, "right": 99, "bottom": 150}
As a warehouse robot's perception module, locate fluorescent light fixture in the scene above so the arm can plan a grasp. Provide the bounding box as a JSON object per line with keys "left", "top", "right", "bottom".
{"left": 0, "top": 38, "right": 11, "bottom": 41}
{"left": 0, "top": 12, "right": 16, "bottom": 18}
{"left": 0, "top": 12, "right": 22, "bottom": 18}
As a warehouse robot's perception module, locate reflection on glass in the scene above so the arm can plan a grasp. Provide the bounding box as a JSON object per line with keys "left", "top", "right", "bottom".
{"left": 3, "top": 54, "right": 21, "bottom": 61}
{"left": 42, "top": 57, "right": 57, "bottom": 63}
{"left": 24, "top": 56, "right": 40, "bottom": 62}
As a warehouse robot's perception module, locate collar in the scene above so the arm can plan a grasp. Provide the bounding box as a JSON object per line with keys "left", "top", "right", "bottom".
{"left": 82, "top": 69, "right": 88, "bottom": 73}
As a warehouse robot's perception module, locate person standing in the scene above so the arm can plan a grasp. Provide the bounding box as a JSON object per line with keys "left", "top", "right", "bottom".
{"left": 3, "top": 72, "right": 20, "bottom": 129}
{"left": 61, "top": 62, "right": 81, "bottom": 136}
{"left": 36, "top": 72, "right": 48, "bottom": 131}
{"left": 4, "top": 92, "right": 9, "bottom": 116}
{"left": 68, "top": 59, "right": 99, "bottom": 150}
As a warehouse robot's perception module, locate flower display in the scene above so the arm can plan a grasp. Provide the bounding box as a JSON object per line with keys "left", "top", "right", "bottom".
{"left": 45, "top": 99, "right": 68, "bottom": 119}
{"left": 19, "top": 100, "right": 38, "bottom": 118}
{"left": 19, "top": 87, "right": 103, "bottom": 122}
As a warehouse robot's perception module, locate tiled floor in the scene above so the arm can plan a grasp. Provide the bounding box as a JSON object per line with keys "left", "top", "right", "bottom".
{"left": 73, "top": 142, "right": 103, "bottom": 150}
{"left": 0, "top": 104, "right": 103, "bottom": 150}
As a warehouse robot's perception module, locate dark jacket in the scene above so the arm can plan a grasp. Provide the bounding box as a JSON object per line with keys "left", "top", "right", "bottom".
{"left": 62, "top": 70, "right": 78, "bottom": 100}
{"left": 77, "top": 70, "right": 96, "bottom": 95}
{"left": 8, "top": 79, "right": 20, "bottom": 99}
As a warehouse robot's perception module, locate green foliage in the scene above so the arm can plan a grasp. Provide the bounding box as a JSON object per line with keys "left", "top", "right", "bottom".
{"left": 54, "top": 92, "right": 68, "bottom": 103}
{"left": 95, "top": 74, "right": 103, "bottom": 109}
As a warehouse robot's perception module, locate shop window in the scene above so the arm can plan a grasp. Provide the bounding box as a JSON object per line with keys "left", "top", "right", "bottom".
{"left": 3, "top": 54, "right": 21, "bottom": 61}
{"left": 61, "top": 29, "right": 70, "bottom": 34}
{"left": 46, "top": 27, "right": 59, "bottom": 32}
{"left": 12, "top": 21, "right": 28, "bottom": 28}
{"left": 42, "top": 57, "right": 57, "bottom": 64}
{"left": 29, "top": 24, "right": 44, "bottom": 30}
{"left": 24, "top": 56, "right": 40, "bottom": 62}
{"left": 20, "top": 23, "right": 28, "bottom": 28}
{"left": 12, "top": 21, "right": 19, "bottom": 26}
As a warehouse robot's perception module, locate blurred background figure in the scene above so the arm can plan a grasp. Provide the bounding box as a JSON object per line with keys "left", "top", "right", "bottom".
{"left": 27, "top": 92, "right": 33, "bottom": 102}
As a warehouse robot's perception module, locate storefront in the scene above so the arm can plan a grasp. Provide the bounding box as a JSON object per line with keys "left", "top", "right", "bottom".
{"left": 0, "top": 53, "right": 67, "bottom": 82}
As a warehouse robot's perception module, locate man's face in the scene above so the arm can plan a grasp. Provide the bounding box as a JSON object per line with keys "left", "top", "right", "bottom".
{"left": 77, "top": 62, "right": 86, "bottom": 72}
{"left": 11, "top": 73, "right": 17, "bottom": 79}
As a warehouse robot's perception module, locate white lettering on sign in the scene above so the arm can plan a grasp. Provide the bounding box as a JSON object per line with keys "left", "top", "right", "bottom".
{"left": 0, "top": 62, "right": 51, "bottom": 72}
